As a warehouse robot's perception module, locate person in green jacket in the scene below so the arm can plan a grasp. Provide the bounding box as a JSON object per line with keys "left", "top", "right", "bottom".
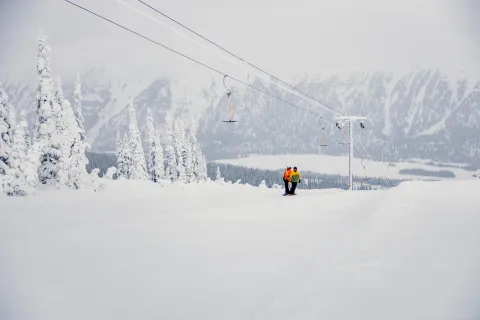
{"left": 289, "top": 167, "right": 301, "bottom": 195}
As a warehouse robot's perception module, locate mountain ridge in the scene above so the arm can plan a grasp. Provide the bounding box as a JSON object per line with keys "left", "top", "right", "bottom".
{"left": 2, "top": 68, "right": 479, "bottom": 165}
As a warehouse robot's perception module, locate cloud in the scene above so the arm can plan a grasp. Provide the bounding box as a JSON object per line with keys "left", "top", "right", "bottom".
{"left": 0, "top": 0, "right": 478, "bottom": 83}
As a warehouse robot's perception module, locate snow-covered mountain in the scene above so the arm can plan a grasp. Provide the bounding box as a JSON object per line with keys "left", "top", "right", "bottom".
{"left": 198, "top": 69, "right": 480, "bottom": 165}
{"left": 2, "top": 68, "right": 479, "bottom": 165}
{"left": 1, "top": 68, "right": 216, "bottom": 151}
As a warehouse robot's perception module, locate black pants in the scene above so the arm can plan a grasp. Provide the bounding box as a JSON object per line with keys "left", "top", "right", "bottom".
{"left": 284, "top": 180, "right": 290, "bottom": 194}
{"left": 290, "top": 182, "right": 298, "bottom": 194}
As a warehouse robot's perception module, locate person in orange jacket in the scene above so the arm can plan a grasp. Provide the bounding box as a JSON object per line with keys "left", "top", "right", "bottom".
{"left": 282, "top": 166, "right": 292, "bottom": 196}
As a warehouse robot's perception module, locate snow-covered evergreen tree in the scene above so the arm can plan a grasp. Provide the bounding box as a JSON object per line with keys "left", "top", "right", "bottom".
{"left": 11, "top": 113, "right": 29, "bottom": 169}
{"left": 89, "top": 168, "right": 104, "bottom": 192}
{"left": 181, "top": 125, "right": 194, "bottom": 183}
{"left": 146, "top": 108, "right": 156, "bottom": 181}
{"left": 54, "top": 76, "right": 77, "bottom": 186}
{"left": 4, "top": 111, "right": 31, "bottom": 196}
{"left": 68, "top": 135, "right": 89, "bottom": 189}
{"left": 116, "top": 132, "right": 128, "bottom": 179}
{"left": 35, "top": 34, "right": 61, "bottom": 185}
{"left": 17, "top": 112, "right": 37, "bottom": 187}
{"left": 69, "top": 75, "right": 89, "bottom": 189}
{"left": 0, "top": 87, "right": 15, "bottom": 177}
{"left": 186, "top": 124, "right": 206, "bottom": 182}
{"left": 73, "top": 73, "right": 85, "bottom": 141}
{"left": 195, "top": 149, "right": 208, "bottom": 182}
{"left": 122, "top": 133, "right": 133, "bottom": 179}
{"left": 183, "top": 123, "right": 207, "bottom": 182}
{"left": 164, "top": 117, "right": 177, "bottom": 182}
{"left": 185, "top": 125, "right": 198, "bottom": 182}
{"left": 127, "top": 100, "right": 148, "bottom": 180}
{"left": 20, "top": 112, "right": 31, "bottom": 152}
{"left": 216, "top": 166, "right": 222, "bottom": 181}
{"left": 154, "top": 128, "right": 165, "bottom": 180}
{"left": 173, "top": 121, "right": 187, "bottom": 183}
{"left": 146, "top": 108, "right": 165, "bottom": 182}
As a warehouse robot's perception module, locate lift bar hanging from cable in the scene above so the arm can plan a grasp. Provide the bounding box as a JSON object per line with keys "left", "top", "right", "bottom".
{"left": 222, "top": 75, "right": 237, "bottom": 123}
{"left": 319, "top": 119, "right": 328, "bottom": 147}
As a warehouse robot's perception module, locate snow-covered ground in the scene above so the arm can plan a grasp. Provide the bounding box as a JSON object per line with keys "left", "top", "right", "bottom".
{"left": 1, "top": 180, "right": 479, "bottom": 320}
{"left": 216, "top": 154, "right": 477, "bottom": 180}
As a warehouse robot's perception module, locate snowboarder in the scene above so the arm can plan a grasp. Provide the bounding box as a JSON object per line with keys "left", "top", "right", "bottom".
{"left": 283, "top": 166, "right": 292, "bottom": 195}
{"left": 289, "top": 167, "right": 301, "bottom": 195}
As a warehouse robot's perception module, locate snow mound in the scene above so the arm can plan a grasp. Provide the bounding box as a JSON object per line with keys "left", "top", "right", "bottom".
{"left": 1, "top": 180, "right": 479, "bottom": 320}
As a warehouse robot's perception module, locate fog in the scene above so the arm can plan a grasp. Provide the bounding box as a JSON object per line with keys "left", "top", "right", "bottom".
{"left": 0, "top": 0, "right": 479, "bottom": 83}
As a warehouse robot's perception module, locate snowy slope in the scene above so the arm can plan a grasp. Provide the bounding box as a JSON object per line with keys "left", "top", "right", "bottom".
{"left": 1, "top": 180, "right": 479, "bottom": 320}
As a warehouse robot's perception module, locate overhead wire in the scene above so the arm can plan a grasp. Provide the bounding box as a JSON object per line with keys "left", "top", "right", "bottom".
{"left": 65, "top": 0, "right": 392, "bottom": 189}
{"left": 352, "top": 131, "right": 392, "bottom": 189}
{"left": 132, "top": 0, "right": 347, "bottom": 117}
{"left": 62, "top": 0, "right": 336, "bottom": 124}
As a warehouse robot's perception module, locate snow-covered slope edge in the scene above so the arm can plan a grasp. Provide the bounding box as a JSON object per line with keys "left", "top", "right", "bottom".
{"left": 1, "top": 179, "right": 479, "bottom": 320}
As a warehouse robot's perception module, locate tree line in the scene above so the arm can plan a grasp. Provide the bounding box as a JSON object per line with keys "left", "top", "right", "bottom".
{"left": 0, "top": 33, "right": 209, "bottom": 196}
{"left": 1, "top": 34, "right": 89, "bottom": 195}
{"left": 114, "top": 103, "right": 208, "bottom": 183}
{"left": 209, "top": 163, "right": 403, "bottom": 190}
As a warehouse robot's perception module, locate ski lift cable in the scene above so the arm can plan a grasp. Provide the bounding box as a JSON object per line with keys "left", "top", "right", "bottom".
{"left": 352, "top": 132, "right": 392, "bottom": 189}
{"left": 131, "top": 0, "right": 347, "bottom": 117}
{"left": 62, "top": 0, "right": 337, "bottom": 124}
{"left": 121, "top": 0, "right": 342, "bottom": 117}
{"left": 354, "top": 138, "right": 391, "bottom": 189}
{"left": 354, "top": 130, "right": 397, "bottom": 181}
{"left": 353, "top": 134, "right": 392, "bottom": 188}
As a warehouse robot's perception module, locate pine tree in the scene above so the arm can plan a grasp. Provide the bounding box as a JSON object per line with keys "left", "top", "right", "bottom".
{"left": 164, "top": 117, "right": 177, "bottom": 182}
{"left": 127, "top": 100, "right": 148, "bottom": 180}
{"left": 4, "top": 111, "right": 31, "bottom": 195}
{"left": 146, "top": 108, "right": 157, "bottom": 181}
{"left": 182, "top": 125, "right": 194, "bottom": 183}
{"left": 0, "top": 87, "right": 15, "bottom": 177}
{"left": 35, "top": 34, "right": 61, "bottom": 185}
{"left": 17, "top": 111, "right": 37, "bottom": 187}
{"left": 69, "top": 75, "right": 89, "bottom": 189}
{"left": 185, "top": 124, "right": 201, "bottom": 182}
{"left": 196, "top": 148, "right": 208, "bottom": 182}
{"left": 184, "top": 123, "right": 207, "bottom": 182}
{"left": 73, "top": 73, "right": 86, "bottom": 141}
{"left": 173, "top": 121, "right": 187, "bottom": 182}
{"left": 20, "top": 112, "right": 31, "bottom": 152}
{"left": 122, "top": 133, "right": 133, "bottom": 179}
{"left": 54, "top": 76, "right": 77, "bottom": 186}
{"left": 116, "top": 132, "right": 127, "bottom": 179}
{"left": 190, "top": 144, "right": 208, "bottom": 183}
{"left": 154, "top": 127, "right": 165, "bottom": 180}
{"left": 68, "top": 135, "right": 88, "bottom": 189}
{"left": 216, "top": 166, "right": 222, "bottom": 181}
{"left": 146, "top": 108, "right": 165, "bottom": 182}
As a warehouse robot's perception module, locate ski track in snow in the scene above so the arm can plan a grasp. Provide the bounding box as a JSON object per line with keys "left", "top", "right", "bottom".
{"left": 1, "top": 180, "right": 480, "bottom": 320}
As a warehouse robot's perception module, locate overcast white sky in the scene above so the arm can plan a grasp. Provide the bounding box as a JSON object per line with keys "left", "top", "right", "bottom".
{"left": 0, "top": 0, "right": 479, "bottom": 84}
